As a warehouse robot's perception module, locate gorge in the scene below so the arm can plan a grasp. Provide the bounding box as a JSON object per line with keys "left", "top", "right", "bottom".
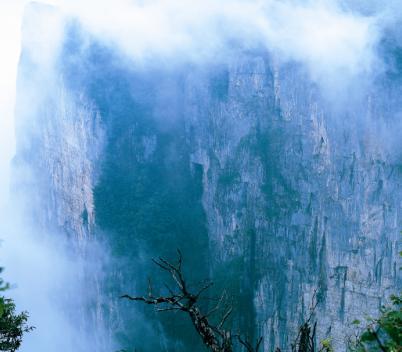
{"left": 4, "top": 1, "right": 402, "bottom": 351}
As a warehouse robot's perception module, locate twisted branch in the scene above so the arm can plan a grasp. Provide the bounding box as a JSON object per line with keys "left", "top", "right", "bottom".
{"left": 121, "top": 250, "right": 263, "bottom": 352}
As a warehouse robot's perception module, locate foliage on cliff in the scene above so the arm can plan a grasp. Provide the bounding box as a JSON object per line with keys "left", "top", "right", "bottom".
{"left": 347, "top": 294, "right": 401, "bottom": 352}
{"left": 348, "top": 247, "right": 401, "bottom": 352}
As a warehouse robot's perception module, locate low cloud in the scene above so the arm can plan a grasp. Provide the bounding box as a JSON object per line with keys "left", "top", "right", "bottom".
{"left": 40, "top": 0, "right": 396, "bottom": 87}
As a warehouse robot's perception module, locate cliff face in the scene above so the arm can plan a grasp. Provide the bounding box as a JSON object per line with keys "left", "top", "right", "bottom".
{"left": 13, "top": 4, "right": 105, "bottom": 242}
{"left": 182, "top": 56, "right": 401, "bottom": 349}
{"left": 13, "top": 6, "right": 401, "bottom": 352}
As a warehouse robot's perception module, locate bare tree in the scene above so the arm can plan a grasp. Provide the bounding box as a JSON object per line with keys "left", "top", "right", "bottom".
{"left": 289, "top": 291, "right": 319, "bottom": 352}
{"left": 121, "top": 250, "right": 263, "bottom": 352}
{"left": 286, "top": 290, "right": 332, "bottom": 352}
{"left": 121, "top": 251, "right": 332, "bottom": 352}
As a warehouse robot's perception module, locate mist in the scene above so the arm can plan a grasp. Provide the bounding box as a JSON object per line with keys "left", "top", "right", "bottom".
{"left": 0, "top": 0, "right": 401, "bottom": 351}
{"left": 0, "top": 212, "right": 106, "bottom": 351}
{"left": 16, "top": 0, "right": 401, "bottom": 109}
{"left": 36, "top": 0, "right": 401, "bottom": 88}
{"left": 0, "top": 3, "right": 107, "bottom": 351}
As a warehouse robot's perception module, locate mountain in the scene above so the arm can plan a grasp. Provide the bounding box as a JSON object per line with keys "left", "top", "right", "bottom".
{"left": 12, "top": 3, "right": 401, "bottom": 351}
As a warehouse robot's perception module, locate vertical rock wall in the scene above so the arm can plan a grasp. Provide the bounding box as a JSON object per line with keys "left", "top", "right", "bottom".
{"left": 13, "top": 5, "right": 401, "bottom": 351}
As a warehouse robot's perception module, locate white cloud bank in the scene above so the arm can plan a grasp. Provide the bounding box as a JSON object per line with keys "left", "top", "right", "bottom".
{"left": 49, "top": 0, "right": 387, "bottom": 80}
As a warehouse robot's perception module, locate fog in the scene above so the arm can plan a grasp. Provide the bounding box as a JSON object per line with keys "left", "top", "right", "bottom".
{"left": 15, "top": 0, "right": 402, "bottom": 104}
{"left": 0, "top": 4, "right": 106, "bottom": 351}
{"left": 44, "top": 0, "right": 390, "bottom": 84}
{"left": 0, "top": 214, "right": 102, "bottom": 351}
{"left": 0, "top": 0, "right": 401, "bottom": 351}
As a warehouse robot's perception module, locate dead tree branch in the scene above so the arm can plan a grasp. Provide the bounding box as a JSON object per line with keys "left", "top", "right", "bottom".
{"left": 121, "top": 251, "right": 263, "bottom": 352}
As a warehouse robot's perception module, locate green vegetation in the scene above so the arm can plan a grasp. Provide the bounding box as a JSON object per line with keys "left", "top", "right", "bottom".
{"left": 348, "top": 294, "right": 401, "bottom": 352}
{"left": 82, "top": 45, "right": 210, "bottom": 350}
{"left": 0, "top": 269, "right": 32, "bottom": 352}
{"left": 348, "top": 247, "right": 401, "bottom": 352}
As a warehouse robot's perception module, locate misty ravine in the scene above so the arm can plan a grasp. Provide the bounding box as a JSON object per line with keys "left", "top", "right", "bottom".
{"left": 1, "top": 1, "right": 401, "bottom": 352}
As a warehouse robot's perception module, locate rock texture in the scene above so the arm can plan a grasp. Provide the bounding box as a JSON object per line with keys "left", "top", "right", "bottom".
{"left": 183, "top": 56, "right": 401, "bottom": 350}
{"left": 13, "top": 5, "right": 401, "bottom": 352}
{"left": 13, "top": 5, "right": 105, "bottom": 242}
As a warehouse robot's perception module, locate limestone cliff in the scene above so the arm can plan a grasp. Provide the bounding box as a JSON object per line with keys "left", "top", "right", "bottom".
{"left": 13, "top": 4, "right": 401, "bottom": 351}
